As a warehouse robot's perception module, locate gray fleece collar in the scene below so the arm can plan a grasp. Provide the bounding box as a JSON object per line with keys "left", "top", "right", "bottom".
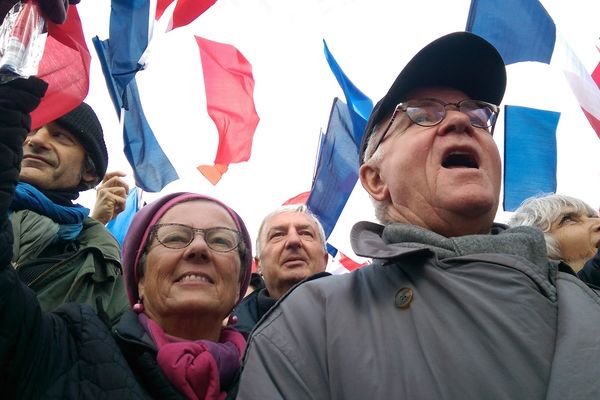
{"left": 351, "top": 221, "right": 549, "bottom": 269}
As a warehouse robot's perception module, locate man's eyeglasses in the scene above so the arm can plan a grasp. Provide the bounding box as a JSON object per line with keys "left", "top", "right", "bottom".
{"left": 370, "top": 98, "right": 500, "bottom": 158}
{"left": 151, "top": 223, "right": 241, "bottom": 252}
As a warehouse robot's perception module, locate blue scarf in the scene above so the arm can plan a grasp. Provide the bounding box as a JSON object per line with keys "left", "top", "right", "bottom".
{"left": 11, "top": 182, "right": 90, "bottom": 241}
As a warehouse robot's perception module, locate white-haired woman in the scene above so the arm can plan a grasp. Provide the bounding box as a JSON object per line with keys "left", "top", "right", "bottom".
{"left": 509, "top": 193, "right": 600, "bottom": 286}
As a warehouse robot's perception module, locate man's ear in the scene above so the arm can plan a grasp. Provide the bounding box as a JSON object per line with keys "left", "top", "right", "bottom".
{"left": 81, "top": 171, "right": 99, "bottom": 189}
{"left": 254, "top": 256, "right": 262, "bottom": 275}
{"left": 359, "top": 163, "right": 389, "bottom": 201}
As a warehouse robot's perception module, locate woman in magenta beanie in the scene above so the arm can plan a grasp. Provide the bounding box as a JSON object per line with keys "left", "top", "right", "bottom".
{"left": 2, "top": 191, "right": 253, "bottom": 399}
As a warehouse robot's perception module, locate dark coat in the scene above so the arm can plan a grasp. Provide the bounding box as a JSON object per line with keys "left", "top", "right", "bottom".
{"left": 0, "top": 264, "right": 187, "bottom": 400}
{"left": 233, "top": 288, "right": 276, "bottom": 337}
{"left": 579, "top": 249, "right": 600, "bottom": 288}
{"left": 233, "top": 272, "right": 331, "bottom": 337}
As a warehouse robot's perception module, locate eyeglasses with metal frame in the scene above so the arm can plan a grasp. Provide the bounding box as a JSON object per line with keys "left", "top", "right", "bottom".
{"left": 369, "top": 98, "right": 500, "bottom": 159}
{"left": 151, "top": 223, "right": 241, "bottom": 252}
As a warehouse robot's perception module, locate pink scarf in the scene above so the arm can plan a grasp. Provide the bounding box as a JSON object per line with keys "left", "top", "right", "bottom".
{"left": 139, "top": 314, "right": 246, "bottom": 400}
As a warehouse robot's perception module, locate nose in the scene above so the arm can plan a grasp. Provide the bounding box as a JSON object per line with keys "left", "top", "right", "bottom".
{"left": 437, "top": 107, "right": 476, "bottom": 137}
{"left": 589, "top": 216, "right": 600, "bottom": 231}
{"left": 26, "top": 128, "right": 51, "bottom": 149}
{"left": 182, "top": 234, "right": 211, "bottom": 262}
{"left": 285, "top": 229, "right": 303, "bottom": 249}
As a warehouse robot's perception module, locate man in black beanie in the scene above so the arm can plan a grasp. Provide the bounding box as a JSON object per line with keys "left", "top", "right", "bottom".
{"left": 3, "top": 77, "right": 127, "bottom": 326}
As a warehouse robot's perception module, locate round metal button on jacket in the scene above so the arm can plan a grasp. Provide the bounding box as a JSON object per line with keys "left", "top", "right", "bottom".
{"left": 395, "top": 287, "right": 413, "bottom": 309}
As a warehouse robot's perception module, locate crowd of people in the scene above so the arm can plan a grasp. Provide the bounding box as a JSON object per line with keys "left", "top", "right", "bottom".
{"left": 1, "top": 7, "right": 600, "bottom": 398}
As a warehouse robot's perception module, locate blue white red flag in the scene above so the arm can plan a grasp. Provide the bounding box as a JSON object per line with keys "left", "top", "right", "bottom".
{"left": 467, "top": 0, "right": 600, "bottom": 138}
{"left": 467, "top": 0, "right": 600, "bottom": 210}
{"left": 95, "top": 1, "right": 253, "bottom": 191}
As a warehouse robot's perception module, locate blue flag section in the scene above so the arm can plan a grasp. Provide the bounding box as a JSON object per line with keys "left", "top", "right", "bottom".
{"left": 326, "top": 243, "right": 338, "bottom": 258}
{"left": 323, "top": 40, "right": 373, "bottom": 143}
{"left": 107, "top": 0, "right": 151, "bottom": 98}
{"left": 466, "top": 0, "right": 555, "bottom": 65}
{"left": 123, "top": 80, "right": 179, "bottom": 192}
{"left": 307, "top": 98, "right": 360, "bottom": 238}
{"left": 106, "top": 187, "right": 139, "bottom": 247}
{"left": 92, "top": 37, "right": 123, "bottom": 118}
{"left": 503, "top": 105, "right": 560, "bottom": 211}
{"left": 92, "top": 1, "right": 179, "bottom": 192}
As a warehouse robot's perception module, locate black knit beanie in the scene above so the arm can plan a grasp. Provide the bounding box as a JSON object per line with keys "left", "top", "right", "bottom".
{"left": 55, "top": 102, "right": 108, "bottom": 184}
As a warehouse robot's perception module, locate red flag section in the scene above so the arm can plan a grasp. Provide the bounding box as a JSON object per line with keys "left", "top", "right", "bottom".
{"left": 156, "top": 0, "right": 217, "bottom": 31}
{"left": 338, "top": 252, "right": 368, "bottom": 272}
{"left": 586, "top": 58, "right": 600, "bottom": 138}
{"left": 195, "top": 36, "right": 259, "bottom": 185}
{"left": 592, "top": 51, "right": 600, "bottom": 88}
{"left": 31, "top": 5, "right": 90, "bottom": 129}
{"left": 283, "top": 191, "right": 311, "bottom": 205}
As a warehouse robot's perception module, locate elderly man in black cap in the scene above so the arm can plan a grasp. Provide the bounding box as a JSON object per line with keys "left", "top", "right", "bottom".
{"left": 2, "top": 77, "right": 127, "bottom": 326}
{"left": 237, "top": 32, "right": 600, "bottom": 399}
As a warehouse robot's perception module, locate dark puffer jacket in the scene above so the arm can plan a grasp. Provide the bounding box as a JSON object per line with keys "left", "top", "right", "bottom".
{"left": 0, "top": 274, "right": 188, "bottom": 399}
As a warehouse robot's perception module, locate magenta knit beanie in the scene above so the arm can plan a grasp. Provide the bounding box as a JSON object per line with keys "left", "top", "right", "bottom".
{"left": 121, "top": 192, "right": 252, "bottom": 308}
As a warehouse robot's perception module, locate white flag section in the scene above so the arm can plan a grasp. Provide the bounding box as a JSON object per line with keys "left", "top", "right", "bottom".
{"left": 76, "top": 0, "right": 600, "bottom": 265}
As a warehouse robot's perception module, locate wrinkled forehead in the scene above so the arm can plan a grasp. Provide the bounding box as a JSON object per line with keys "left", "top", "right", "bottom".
{"left": 264, "top": 211, "right": 320, "bottom": 232}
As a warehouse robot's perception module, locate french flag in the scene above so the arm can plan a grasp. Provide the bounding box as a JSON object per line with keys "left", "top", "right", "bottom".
{"left": 94, "top": 0, "right": 259, "bottom": 192}
{"left": 467, "top": 0, "right": 600, "bottom": 137}
{"left": 467, "top": 0, "right": 600, "bottom": 210}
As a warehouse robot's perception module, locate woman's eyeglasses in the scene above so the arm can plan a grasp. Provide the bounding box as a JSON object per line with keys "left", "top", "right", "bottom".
{"left": 151, "top": 223, "right": 241, "bottom": 252}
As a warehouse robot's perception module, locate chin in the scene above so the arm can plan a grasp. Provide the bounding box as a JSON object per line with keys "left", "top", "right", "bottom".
{"left": 19, "top": 172, "right": 44, "bottom": 187}
{"left": 444, "top": 190, "right": 498, "bottom": 216}
{"left": 177, "top": 296, "right": 235, "bottom": 316}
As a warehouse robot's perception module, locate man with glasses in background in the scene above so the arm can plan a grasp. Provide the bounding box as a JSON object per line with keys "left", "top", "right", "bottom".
{"left": 237, "top": 32, "right": 600, "bottom": 399}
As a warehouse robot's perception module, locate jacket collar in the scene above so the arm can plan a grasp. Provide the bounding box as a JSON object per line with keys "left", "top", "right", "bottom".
{"left": 351, "top": 221, "right": 548, "bottom": 267}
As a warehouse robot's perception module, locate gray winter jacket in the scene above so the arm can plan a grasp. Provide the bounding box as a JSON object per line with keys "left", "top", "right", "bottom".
{"left": 237, "top": 222, "right": 600, "bottom": 400}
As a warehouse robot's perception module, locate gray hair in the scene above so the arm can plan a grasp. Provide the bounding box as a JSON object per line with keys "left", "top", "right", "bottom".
{"left": 508, "top": 193, "right": 597, "bottom": 259}
{"left": 255, "top": 204, "right": 327, "bottom": 257}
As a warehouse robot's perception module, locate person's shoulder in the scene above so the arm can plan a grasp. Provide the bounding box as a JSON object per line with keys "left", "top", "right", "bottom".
{"left": 53, "top": 301, "right": 110, "bottom": 332}
{"left": 251, "top": 272, "right": 350, "bottom": 331}
{"left": 79, "top": 217, "right": 121, "bottom": 257}
{"left": 82, "top": 216, "right": 114, "bottom": 233}
{"left": 556, "top": 269, "right": 600, "bottom": 300}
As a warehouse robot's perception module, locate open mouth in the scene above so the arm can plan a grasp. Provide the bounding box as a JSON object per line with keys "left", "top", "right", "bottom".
{"left": 176, "top": 273, "right": 214, "bottom": 284}
{"left": 442, "top": 151, "right": 479, "bottom": 169}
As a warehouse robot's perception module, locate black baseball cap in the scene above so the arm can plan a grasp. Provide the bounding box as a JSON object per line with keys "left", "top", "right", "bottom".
{"left": 359, "top": 31, "right": 506, "bottom": 164}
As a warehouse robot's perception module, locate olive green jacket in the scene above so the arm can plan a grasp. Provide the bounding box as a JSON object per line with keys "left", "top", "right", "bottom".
{"left": 10, "top": 209, "right": 128, "bottom": 326}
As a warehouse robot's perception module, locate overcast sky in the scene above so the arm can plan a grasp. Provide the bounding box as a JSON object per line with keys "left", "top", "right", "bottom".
{"left": 75, "top": 0, "right": 600, "bottom": 260}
